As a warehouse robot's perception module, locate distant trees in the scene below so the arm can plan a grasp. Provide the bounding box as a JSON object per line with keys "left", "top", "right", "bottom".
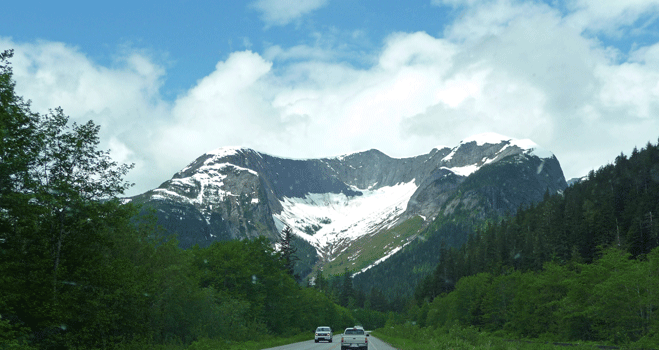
{"left": 338, "top": 267, "right": 353, "bottom": 307}
{"left": 416, "top": 139, "right": 659, "bottom": 304}
{"left": 418, "top": 247, "right": 659, "bottom": 345}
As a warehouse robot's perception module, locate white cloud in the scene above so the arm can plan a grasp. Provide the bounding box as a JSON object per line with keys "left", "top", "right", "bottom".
{"left": 565, "top": 0, "right": 659, "bottom": 35}
{"left": 156, "top": 51, "right": 277, "bottom": 168}
{"left": 597, "top": 62, "right": 659, "bottom": 119}
{"left": 630, "top": 41, "right": 659, "bottom": 67}
{"left": 250, "top": 0, "right": 330, "bottom": 27}
{"left": 435, "top": 0, "right": 659, "bottom": 38}
{"left": 1, "top": 38, "right": 171, "bottom": 194}
{"left": 6, "top": 40, "right": 166, "bottom": 120}
{"left": 4, "top": 0, "right": 659, "bottom": 196}
{"left": 428, "top": 0, "right": 659, "bottom": 178}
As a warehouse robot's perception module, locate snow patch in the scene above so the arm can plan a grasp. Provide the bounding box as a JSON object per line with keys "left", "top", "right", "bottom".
{"left": 273, "top": 180, "right": 418, "bottom": 256}
{"left": 442, "top": 147, "right": 457, "bottom": 162}
{"left": 354, "top": 241, "right": 412, "bottom": 276}
{"left": 206, "top": 146, "right": 243, "bottom": 158}
{"left": 511, "top": 139, "right": 553, "bottom": 159}
{"left": 459, "top": 133, "right": 553, "bottom": 159}
{"left": 443, "top": 164, "right": 480, "bottom": 177}
{"left": 152, "top": 188, "right": 187, "bottom": 199}
{"left": 461, "top": 132, "right": 511, "bottom": 146}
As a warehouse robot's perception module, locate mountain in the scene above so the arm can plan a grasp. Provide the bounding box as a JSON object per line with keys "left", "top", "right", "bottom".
{"left": 567, "top": 176, "right": 587, "bottom": 186}
{"left": 128, "top": 132, "right": 567, "bottom": 281}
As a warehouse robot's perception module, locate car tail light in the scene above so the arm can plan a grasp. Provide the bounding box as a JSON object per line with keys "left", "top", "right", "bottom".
{"left": 341, "top": 337, "right": 344, "bottom": 343}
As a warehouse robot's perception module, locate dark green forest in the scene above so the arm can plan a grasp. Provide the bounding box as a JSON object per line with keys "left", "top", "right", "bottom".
{"left": 409, "top": 138, "right": 659, "bottom": 347}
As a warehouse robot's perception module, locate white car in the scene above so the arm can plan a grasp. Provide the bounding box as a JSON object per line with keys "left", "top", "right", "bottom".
{"left": 341, "top": 327, "right": 367, "bottom": 350}
{"left": 315, "top": 326, "right": 333, "bottom": 343}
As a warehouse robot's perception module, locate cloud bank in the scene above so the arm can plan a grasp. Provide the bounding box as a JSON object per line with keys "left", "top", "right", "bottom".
{"left": 3, "top": 0, "right": 659, "bottom": 196}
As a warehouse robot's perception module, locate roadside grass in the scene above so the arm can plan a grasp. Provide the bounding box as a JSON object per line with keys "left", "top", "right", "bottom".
{"left": 371, "top": 324, "right": 606, "bottom": 350}
{"left": 109, "top": 332, "right": 311, "bottom": 350}
{"left": 185, "top": 332, "right": 311, "bottom": 350}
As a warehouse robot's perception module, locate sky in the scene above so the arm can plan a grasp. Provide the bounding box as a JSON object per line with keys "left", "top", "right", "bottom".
{"left": 2, "top": 0, "right": 659, "bottom": 196}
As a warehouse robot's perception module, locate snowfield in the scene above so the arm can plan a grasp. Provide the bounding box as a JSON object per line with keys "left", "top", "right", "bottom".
{"left": 273, "top": 180, "right": 418, "bottom": 259}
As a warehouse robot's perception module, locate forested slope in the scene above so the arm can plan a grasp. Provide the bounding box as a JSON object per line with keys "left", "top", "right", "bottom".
{"left": 353, "top": 149, "right": 568, "bottom": 299}
{"left": 411, "top": 140, "right": 659, "bottom": 346}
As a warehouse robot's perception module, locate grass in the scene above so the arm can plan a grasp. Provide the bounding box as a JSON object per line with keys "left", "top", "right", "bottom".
{"left": 185, "top": 332, "right": 311, "bottom": 350}
{"left": 323, "top": 216, "right": 424, "bottom": 276}
{"left": 107, "top": 332, "right": 311, "bottom": 350}
{"left": 371, "top": 324, "right": 618, "bottom": 350}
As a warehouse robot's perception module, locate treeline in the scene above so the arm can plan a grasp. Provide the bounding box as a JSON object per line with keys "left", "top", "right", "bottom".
{"left": 0, "top": 50, "right": 356, "bottom": 349}
{"left": 311, "top": 268, "right": 404, "bottom": 329}
{"left": 411, "top": 139, "right": 659, "bottom": 345}
{"left": 411, "top": 248, "right": 658, "bottom": 345}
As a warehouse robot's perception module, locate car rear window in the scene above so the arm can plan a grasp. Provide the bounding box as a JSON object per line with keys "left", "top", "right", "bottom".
{"left": 345, "top": 329, "right": 364, "bottom": 335}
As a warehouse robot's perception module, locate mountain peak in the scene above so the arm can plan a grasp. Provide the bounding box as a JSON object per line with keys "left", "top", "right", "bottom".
{"left": 204, "top": 146, "right": 258, "bottom": 159}
{"left": 458, "top": 133, "right": 554, "bottom": 159}
{"left": 460, "top": 132, "right": 512, "bottom": 146}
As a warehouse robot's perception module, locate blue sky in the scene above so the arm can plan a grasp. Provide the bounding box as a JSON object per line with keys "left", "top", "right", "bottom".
{"left": 2, "top": 0, "right": 659, "bottom": 195}
{"left": 2, "top": 1, "right": 453, "bottom": 98}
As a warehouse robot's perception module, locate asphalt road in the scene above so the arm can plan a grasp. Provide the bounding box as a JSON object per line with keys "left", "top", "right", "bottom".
{"left": 262, "top": 334, "right": 398, "bottom": 350}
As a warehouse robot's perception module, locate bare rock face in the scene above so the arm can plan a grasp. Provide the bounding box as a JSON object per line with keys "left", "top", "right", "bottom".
{"left": 130, "top": 152, "right": 278, "bottom": 248}
{"left": 128, "top": 133, "right": 567, "bottom": 268}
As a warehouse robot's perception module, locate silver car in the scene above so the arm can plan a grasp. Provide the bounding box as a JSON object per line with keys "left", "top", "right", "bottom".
{"left": 315, "top": 326, "right": 333, "bottom": 342}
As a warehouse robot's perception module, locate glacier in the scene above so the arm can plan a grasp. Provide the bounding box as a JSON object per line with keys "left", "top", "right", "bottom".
{"left": 273, "top": 179, "right": 418, "bottom": 261}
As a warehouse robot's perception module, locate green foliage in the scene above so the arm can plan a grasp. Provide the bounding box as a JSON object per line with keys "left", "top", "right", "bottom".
{"left": 418, "top": 246, "right": 659, "bottom": 346}
{"left": 292, "top": 232, "right": 317, "bottom": 279}
{"left": 351, "top": 308, "right": 389, "bottom": 330}
{"left": 373, "top": 323, "right": 598, "bottom": 350}
{"left": 324, "top": 215, "right": 424, "bottom": 277}
{"left": 350, "top": 216, "right": 441, "bottom": 300}
{"left": 0, "top": 49, "right": 356, "bottom": 349}
{"left": 276, "top": 225, "right": 300, "bottom": 280}
{"left": 410, "top": 139, "right": 659, "bottom": 347}
{"left": 186, "top": 332, "right": 310, "bottom": 350}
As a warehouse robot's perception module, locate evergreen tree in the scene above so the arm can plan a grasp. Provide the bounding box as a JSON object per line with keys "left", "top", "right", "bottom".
{"left": 313, "top": 269, "right": 328, "bottom": 293}
{"left": 368, "top": 287, "right": 388, "bottom": 312}
{"left": 277, "top": 226, "right": 300, "bottom": 281}
{"left": 339, "top": 268, "right": 353, "bottom": 307}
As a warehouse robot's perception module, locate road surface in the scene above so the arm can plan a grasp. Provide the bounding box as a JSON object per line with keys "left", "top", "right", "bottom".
{"left": 262, "top": 334, "right": 398, "bottom": 350}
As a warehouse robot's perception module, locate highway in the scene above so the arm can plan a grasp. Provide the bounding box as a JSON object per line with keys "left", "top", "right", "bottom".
{"left": 262, "top": 334, "right": 398, "bottom": 350}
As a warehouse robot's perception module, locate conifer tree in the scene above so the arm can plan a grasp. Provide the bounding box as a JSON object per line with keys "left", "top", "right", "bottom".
{"left": 277, "top": 226, "right": 300, "bottom": 280}
{"left": 339, "top": 267, "right": 353, "bottom": 307}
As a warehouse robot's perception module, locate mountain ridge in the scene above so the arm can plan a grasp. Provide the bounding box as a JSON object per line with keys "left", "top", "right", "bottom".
{"left": 129, "top": 132, "right": 567, "bottom": 279}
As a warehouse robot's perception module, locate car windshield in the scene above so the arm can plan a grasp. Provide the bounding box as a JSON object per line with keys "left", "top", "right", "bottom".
{"left": 317, "top": 327, "right": 330, "bottom": 332}
{"left": 345, "top": 329, "right": 364, "bottom": 335}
